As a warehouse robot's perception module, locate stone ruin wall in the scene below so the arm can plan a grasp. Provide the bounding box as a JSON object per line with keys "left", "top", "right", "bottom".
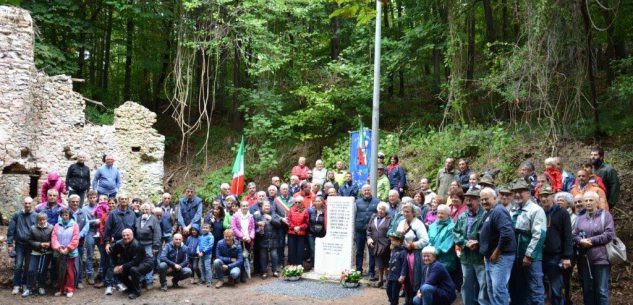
{"left": 0, "top": 6, "right": 165, "bottom": 220}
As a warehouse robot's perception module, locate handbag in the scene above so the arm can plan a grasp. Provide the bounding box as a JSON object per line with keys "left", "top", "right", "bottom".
{"left": 600, "top": 211, "right": 627, "bottom": 265}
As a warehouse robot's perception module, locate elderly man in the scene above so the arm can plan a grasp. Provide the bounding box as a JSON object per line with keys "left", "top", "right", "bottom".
{"left": 457, "top": 158, "right": 473, "bottom": 192}
{"left": 539, "top": 185, "right": 573, "bottom": 305}
{"left": 158, "top": 233, "right": 192, "bottom": 292}
{"left": 291, "top": 157, "right": 310, "bottom": 182}
{"left": 377, "top": 165, "right": 391, "bottom": 202}
{"left": 590, "top": 146, "right": 620, "bottom": 208}
{"left": 333, "top": 160, "right": 347, "bottom": 186}
{"left": 571, "top": 169, "right": 608, "bottom": 211}
{"left": 293, "top": 181, "right": 314, "bottom": 208}
{"left": 110, "top": 229, "right": 153, "bottom": 299}
{"left": 66, "top": 152, "right": 91, "bottom": 206}
{"left": 478, "top": 188, "right": 516, "bottom": 305}
{"left": 273, "top": 184, "right": 293, "bottom": 263}
{"left": 69, "top": 195, "right": 90, "bottom": 288}
{"left": 214, "top": 229, "right": 244, "bottom": 288}
{"left": 36, "top": 189, "right": 64, "bottom": 225}
{"left": 8, "top": 197, "right": 37, "bottom": 295}
{"left": 509, "top": 180, "right": 547, "bottom": 305}
{"left": 215, "top": 183, "right": 231, "bottom": 209}
{"left": 355, "top": 185, "right": 379, "bottom": 279}
{"left": 454, "top": 189, "right": 488, "bottom": 305}
{"left": 497, "top": 185, "right": 514, "bottom": 214}
{"left": 436, "top": 158, "right": 458, "bottom": 197}
{"left": 338, "top": 172, "right": 359, "bottom": 198}
{"left": 419, "top": 178, "right": 437, "bottom": 205}
{"left": 312, "top": 159, "right": 327, "bottom": 186}
{"left": 177, "top": 185, "right": 203, "bottom": 235}
{"left": 243, "top": 182, "right": 258, "bottom": 206}
{"left": 104, "top": 194, "right": 136, "bottom": 295}
{"left": 158, "top": 192, "right": 176, "bottom": 244}
{"left": 92, "top": 155, "right": 121, "bottom": 198}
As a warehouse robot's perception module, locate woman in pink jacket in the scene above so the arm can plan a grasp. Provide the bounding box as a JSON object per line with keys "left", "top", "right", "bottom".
{"left": 41, "top": 172, "right": 67, "bottom": 204}
{"left": 51, "top": 208, "right": 79, "bottom": 297}
{"left": 232, "top": 200, "right": 255, "bottom": 251}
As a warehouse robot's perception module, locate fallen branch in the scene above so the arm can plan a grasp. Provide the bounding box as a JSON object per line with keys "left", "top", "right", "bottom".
{"left": 82, "top": 97, "right": 105, "bottom": 108}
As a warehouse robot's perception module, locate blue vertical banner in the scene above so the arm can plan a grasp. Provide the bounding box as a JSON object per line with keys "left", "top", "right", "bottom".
{"left": 350, "top": 128, "right": 372, "bottom": 190}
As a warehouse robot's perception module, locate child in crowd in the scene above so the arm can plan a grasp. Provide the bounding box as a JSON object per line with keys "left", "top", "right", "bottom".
{"left": 186, "top": 224, "right": 201, "bottom": 284}
{"left": 197, "top": 223, "right": 214, "bottom": 287}
{"left": 387, "top": 232, "right": 407, "bottom": 305}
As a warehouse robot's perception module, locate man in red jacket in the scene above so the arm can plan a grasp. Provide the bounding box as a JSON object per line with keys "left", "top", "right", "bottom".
{"left": 291, "top": 157, "right": 310, "bottom": 183}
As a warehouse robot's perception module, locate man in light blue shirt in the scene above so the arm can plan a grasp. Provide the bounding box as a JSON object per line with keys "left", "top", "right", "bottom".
{"left": 92, "top": 155, "right": 121, "bottom": 198}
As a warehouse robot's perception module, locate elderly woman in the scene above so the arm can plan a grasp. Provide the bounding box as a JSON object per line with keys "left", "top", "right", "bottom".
{"left": 255, "top": 202, "right": 281, "bottom": 278}
{"left": 413, "top": 246, "right": 457, "bottom": 305}
{"left": 135, "top": 203, "right": 161, "bottom": 289}
{"left": 449, "top": 189, "right": 466, "bottom": 222}
{"left": 51, "top": 208, "right": 80, "bottom": 297}
{"left": 23, "top": 213, "right": 54, "bottom": 297}
{"left": 367, "top": 201, "right": 392, "bottom": 287}
{"left": 573, "top": 191, "right": 614, "bottom": 305}
{"left": 396, "top": 203, "right": 430, "bottom": 304}
{"left": 555, "top": 192, "right": 577, "bottom": 229}
{"left": 286, "top": 196, "right": 309, "bottom": 266}
{"left": 428, "top": 204, "right": 459, "bottom": 290}
{"left": 424, "top": 196, "right": 443, "bottom": 227}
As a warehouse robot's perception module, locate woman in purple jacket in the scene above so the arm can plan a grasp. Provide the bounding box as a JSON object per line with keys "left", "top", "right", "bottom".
{"left": 572, "top": 191, "right": 614, "bottom": 305}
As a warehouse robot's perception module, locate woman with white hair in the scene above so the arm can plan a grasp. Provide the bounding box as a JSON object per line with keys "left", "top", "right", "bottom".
{"left": 367, "top": 201, "right": 392, "bottom": 287}
{"left": 555, "top": 192, "right": 577, "bottom": 228}
{"left": 135, "top": 203, "right": 162, "bottom": 289}
{"left": 427, "top": 204, "right": 458, "bottom": 290}
{"left": 396, "top": 203, "right": 429, "bottom": 304}
{"left": 412, "top": 246, "right": 457, "bottom": 305}
{"left": 572, "top": 191, "right": 614, "bottom": 305}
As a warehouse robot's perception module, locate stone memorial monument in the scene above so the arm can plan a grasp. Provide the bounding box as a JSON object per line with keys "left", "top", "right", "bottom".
{"left": 313, "top": 196, "right": 355, "bottom": 277}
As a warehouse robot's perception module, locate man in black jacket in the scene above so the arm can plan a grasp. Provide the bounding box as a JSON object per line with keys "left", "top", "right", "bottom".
{"left": 110, "top": 229, "right": 153, "bottom": 299}
{"left": 8, "top": 197, "right": 37, "bottom": 295}
{"left": 539, "top": 185, "right": 572, "bottom": 305}
{"left": 65, "top": 152, "right": 91, "bottom": 206}
{"left": 103, "top": 194, "right": 136, "bottom": 294}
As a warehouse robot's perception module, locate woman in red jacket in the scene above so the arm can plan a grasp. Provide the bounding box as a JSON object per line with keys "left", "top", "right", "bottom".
{"left": 286, "top": 196, "right": 309, "bottom": 266}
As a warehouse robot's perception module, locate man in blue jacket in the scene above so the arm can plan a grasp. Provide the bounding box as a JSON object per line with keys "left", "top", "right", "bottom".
{"left": 8, "top": 197, "right": 37, "bottom": 295}
{"left": 158, "top": 233, "right": 192, "bottom": 291}
{"left": 92, "top": 155, "right": 121, "bottom": 198}
{"left": 177, "top": 186, "right": 203, "bottom": 235}
{"left": 355, "top": 185, "right": 379, "bottom": 279}
{"left": 478, "top": 187, "right": 516, "bottom": 305}
{"left": 213, "top": 229, "right": 243, "bottom": 288}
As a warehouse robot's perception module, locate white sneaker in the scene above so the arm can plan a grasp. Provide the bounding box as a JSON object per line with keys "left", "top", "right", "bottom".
{"left": 67, "top": 292, "right": 73, "bottom": 298}
{"left": 21, "top": 289, "right": 31, "bottom": 298}
{"left": 38, "top": 288, "right": 46, "bottom": 295}
{"left": 105, "top": 286, "right": 113, "bottom": 295}
{"left": 12, "top": 286, "right": 20, "bottom": 295}
{"left": 54, "top": 291, "right": 62, "bottom": 297}
{"left": 116, "top": 283, "right": 127, "bottom": 291}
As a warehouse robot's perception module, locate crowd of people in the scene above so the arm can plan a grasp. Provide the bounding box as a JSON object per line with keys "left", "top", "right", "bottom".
{"left": 5, "top": 146, "right": 621, "bottom": 305}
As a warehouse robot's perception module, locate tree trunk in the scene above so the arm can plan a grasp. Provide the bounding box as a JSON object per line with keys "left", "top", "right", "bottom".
{"left": 123, "top": 0, "right": 134, "bottom": 101}
{"left": 329, "top": 3, "right": 340, "bottom": 60}
{"left": 384, "top": 4, "right": 393, "bottom": 98}
{"left": 397, "top": 1, "right": 404, "bottom": 96}
{"left": 466, "top": 5, "right": 475, "bottom": 83}
{"left": 102, "top": 6, "right": 113, "bottom": 91}
{"left": 76, "top": 0, "right": 86, "bottom": 91}
{"left": 580, "top": 0, "right": 600, "bottom": 134}
{"left": 482, "top": 0, "right": 496, "bottom": 45}
{"left": 501, "top": 0, "right": 508, "bottom": 41}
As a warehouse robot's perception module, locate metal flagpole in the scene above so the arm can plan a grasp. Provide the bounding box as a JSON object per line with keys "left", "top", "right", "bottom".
{"left": 370, "top": 0, "right": 382, "bottom": 197}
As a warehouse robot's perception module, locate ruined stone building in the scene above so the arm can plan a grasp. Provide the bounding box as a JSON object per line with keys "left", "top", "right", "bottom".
{"left": 0, "top": 6, "right": 165, "bottom": 220}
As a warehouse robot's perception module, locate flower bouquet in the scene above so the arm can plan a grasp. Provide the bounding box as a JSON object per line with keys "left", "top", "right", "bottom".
{"left": 340, "top": 270, "right": 362, "bottom": 288}
{"left": 281, "top": 265, "right": 304, "bottom": 281}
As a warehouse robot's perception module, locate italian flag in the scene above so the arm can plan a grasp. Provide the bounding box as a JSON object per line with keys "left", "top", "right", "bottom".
{"left": 230, "top": 137, "right": 245, "bottom": 196}
{"left": 358, "top": 118, "right": 366, "bottom": 165}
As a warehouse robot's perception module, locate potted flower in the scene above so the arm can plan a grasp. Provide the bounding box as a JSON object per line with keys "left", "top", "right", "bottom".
{"left": 281, "top": 265, "right": 304, "bottom": 281}
{"left": 340, "top": 270, "right": 362, "bottom": 288}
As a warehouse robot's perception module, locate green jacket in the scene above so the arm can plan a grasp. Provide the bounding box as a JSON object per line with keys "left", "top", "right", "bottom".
{"left": 453, "top": 207, "right": 485, "bottom": 265}
{"left": 594, "top": 162, "right": 620, "bottom": 207}
{"left": 513, "top": 199, "right": 547, "bottom": 261}
{"left": 435, "top": 168, "right": 458, "bottom": 197}
{"left": 377, "top": 175, "right": 390, "bottom": 202}
{"left": 428, "top": 218, "right": 458, "bottom": 272}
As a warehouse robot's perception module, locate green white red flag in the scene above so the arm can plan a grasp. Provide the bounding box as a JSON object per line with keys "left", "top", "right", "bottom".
{"left": 358, "top": 118, "right": 366, "bottom": 165}
{"left": 230, "top": 137, "right": 245, "bottom": 196}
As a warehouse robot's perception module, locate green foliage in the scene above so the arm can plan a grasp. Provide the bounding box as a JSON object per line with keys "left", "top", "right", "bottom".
{"left": 84, "top": 105, "right": 114, "bottom": 125}
{"left": 196, "top": 166, "right": 232, "bottom": 203}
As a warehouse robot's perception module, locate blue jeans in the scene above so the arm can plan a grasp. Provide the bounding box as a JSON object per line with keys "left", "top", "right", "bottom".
{"left": 75, "top": 238, "right": 85, "bottom": 285}
{"left": 143, "top": 245, "right": 155, "bottom": 284}
{"left": 412, "top": 284, "right": 436, "bottom": 305}
{"left": 355, "top": 230, "right": 375, "bottom": 275}
{"left": 83, "top": 234, "right": 95, "bottom": 278}
{"left": 307, "top": 235, "right": 316, "bottom": 264}
{"left": 485, "top": 254, "right": 514, "bottom": 305}
{"left": 461, "top": 263, "right": 489, "bottom": 305}
{"left": 213, "top": 259, "right": 240, "bottom": 281}
{"left": 26, "top": 254, "right": 51, "bottom": 289}
{"left": 201, "top": 254, "right": 212, "bottom": 283}
{"left": 12, "top": 244, "right": 29, "bottom": 287}
{"left": 543, "top": 255, "right": 564, "bottom": 305}
{"left": 277, "top": 229, "right": 287, "bottom": 266}
{"left": 258, "top": 247, "right": 279, "bottom": 273}
{"left": 158, "top": 262, "right": 192, "bottom": 285}
{"left": 97, "top": 243, "right": 107, "bottom": 279}
{"left": 578, "top": 262, "right": 609, "bottom": 305}
{"left": 509, "top": 258, "right": 544, "bottom": 305}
